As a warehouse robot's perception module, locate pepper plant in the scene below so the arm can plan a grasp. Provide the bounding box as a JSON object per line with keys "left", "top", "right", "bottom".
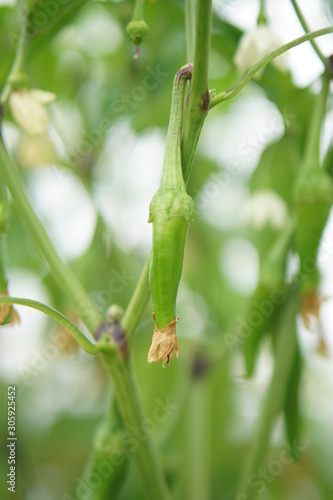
{"left": 0, "top": 0, "right": 332, "bottom": 499}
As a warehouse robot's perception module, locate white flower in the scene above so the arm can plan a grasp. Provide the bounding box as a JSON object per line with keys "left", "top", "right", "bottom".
{"left": 18, "top": 132, "right": 55, "bottom": 169}
{"left": 9, "top": 88, "right": 56, "bottom": 135}
{"left": 234, "top": 26, "right": 288, "bottom": 77}
{"left": 242, "top": 190, "right": 289, "bottom": 229}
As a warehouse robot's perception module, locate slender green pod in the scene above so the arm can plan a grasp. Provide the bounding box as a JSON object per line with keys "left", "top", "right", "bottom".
{"left": 295, "top": 168, "right": 333, "bottom": 292}
{"left": 295, "top": 73, "right": 333, "bottom": 296}
{"left": 148, "top": 64, "right": 194, "bottom": 366}
{"left": 243, "top": 222, "right": 293, "bottom": 375}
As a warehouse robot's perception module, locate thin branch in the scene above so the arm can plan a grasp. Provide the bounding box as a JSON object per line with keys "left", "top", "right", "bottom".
{"left": 303, "top": 71, "right": 330, "bottom": 171}
{"left": 185, "top": 0, "right": 196, "bottom": 63}
{"left": 210, "top": 27, "right": 333, "bottom": 108}
{"left": 132, "top": 0, "right": 145, "bottom": 19}
{"left": 0, "top": 13, "right": 28, "bottom": 105}
{"left": 0, "top": 296, "right": 97, "bottom": 354}
{"left": 122, "top": 251, "right": 151, "bottom": 348}
{"left": 290, "top": 0, "right": 328, "bottom": 68}
{"left": 182, "top": 0, "right": 213, "bottom": 184}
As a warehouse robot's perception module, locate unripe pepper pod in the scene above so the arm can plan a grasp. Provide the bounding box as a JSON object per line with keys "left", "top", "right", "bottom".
{"left": 147, "top": 64, "right": 194, "bottom": 367}
{"left": 294, "top": 73, "right": 333, "bottom": 323}
{"left": 295, "top": 168, "right": 333, "bottom": 292}
{"left": 295, "top": 167, "right": 333, "bottom": 324}
{"left": 243, "top": 221, "right": 293, "bottom": 375}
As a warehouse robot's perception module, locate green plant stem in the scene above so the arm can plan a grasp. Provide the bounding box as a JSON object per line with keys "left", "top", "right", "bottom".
{"left": 0, "top": 235, "right": 6, "bottom": 293}
{"left": 0, "top": 9, "right": 28, "bottom": 105}
{"left": 160, "top": 64, "right": 193, "bottom": 190}
{"left": 97, "top": 343, "right": 172, "bottom": 500}
{"left": 290, "top": 0, "right": 329, "bottom": 68}
{"left": 257, "top": 0, "right": 267, "bottom": 25}
{"left": 122, "top": 251, "right": 151, "bottom": 348}
{"left": 210, "top": 27, "right": 333, "bottom": 108}
{"left": 303, "top": 71, "right": 330, "bottom": 172}
{"left": 188, "top": 378, "right": 210, "bottom": 500}
{"left": 0, "top": 182, "right": 8, "bottom": 293}
{"left": 0, "top": 138, "right": 104, "bottom": 334}
{"left": 182, "top": 0, "right": 212, "bottom": 184}
{"left": 185, "top": 0, "right": 196, "bottom": 63}
{"left": 236, "top": 291, "right": 299, "bottom": 498}
{"left": 133, "top": 0, "right": 145, "bottom": 20}
{"left": 0, "top": 296, "right": 97, "bottom": 354}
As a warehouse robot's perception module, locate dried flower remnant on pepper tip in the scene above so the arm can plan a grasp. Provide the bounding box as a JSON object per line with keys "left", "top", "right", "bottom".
{"left": 148, "top": 314, "right": 179, "bottom": 367}
{"left": 301, "top": 289, "right": 327, "bottom": 330}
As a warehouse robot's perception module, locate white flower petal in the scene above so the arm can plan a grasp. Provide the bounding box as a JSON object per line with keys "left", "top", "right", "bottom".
{"left": 9, "top": 88, "right": 55, "bottom": 135}
{"left": 234, "top": 26, "right": 288, "bottom": 76}
{"left": 242, "top": 190, "right": 289, "bottom": 229}
{"left": 29, "top": 89, "right": 56, "bottom": 104}
{"left": 18, "top": 132, "right": 55, "bottom": 168}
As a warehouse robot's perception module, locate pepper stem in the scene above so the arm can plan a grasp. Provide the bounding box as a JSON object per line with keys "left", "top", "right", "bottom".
{"left": 133, "top": 0, "right": 145, "bottom": 20}
{"left": 160, "top": 65, "right": 193, "bottom": 191}
{"left": 303, "top": 71, "right": 330, "bottom": 172}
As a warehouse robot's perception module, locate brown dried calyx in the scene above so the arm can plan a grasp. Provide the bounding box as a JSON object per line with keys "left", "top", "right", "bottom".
{"left": 148, "top": 314, "right": 179, "bottom": 367}
{"left": 0, "top": 292, "right": 20, "bottom": 326}
{"left": 301, "top": 289, "right": 326, "bottom": 330}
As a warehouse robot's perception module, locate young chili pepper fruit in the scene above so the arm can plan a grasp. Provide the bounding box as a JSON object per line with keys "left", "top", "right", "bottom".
{"left": 148, "top": 190, "right": 194, "bottom": 366}
{"left": 243, "top": 222, "right": 293, "bottom": 375}
{"left": 147, "top": 64, "right": 194, "bottom": 366}
{"left": 295, "top": 167, "right": 333, "bottom": 294}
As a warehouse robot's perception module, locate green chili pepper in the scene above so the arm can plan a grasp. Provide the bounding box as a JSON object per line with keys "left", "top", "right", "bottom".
{"left": 148, "top": 64, "right": 194, "bottom": 366}
{"left": 295, "top": 73, "right": 333, "bottom": 295}
{"left": 295, "top": 167, "right": 333, "bottom": 293}
{"left": 243, "top": 222, "right": 293, "bottom": 375}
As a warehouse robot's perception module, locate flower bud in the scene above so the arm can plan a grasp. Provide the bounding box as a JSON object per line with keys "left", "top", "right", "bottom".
{"left": 9, "top": 88, "right": 56, "bottom": 135}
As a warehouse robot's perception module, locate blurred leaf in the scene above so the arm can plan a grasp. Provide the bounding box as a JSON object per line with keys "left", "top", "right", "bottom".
{"left": 250, "top": 131, "right": 302, "bottom": 208}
